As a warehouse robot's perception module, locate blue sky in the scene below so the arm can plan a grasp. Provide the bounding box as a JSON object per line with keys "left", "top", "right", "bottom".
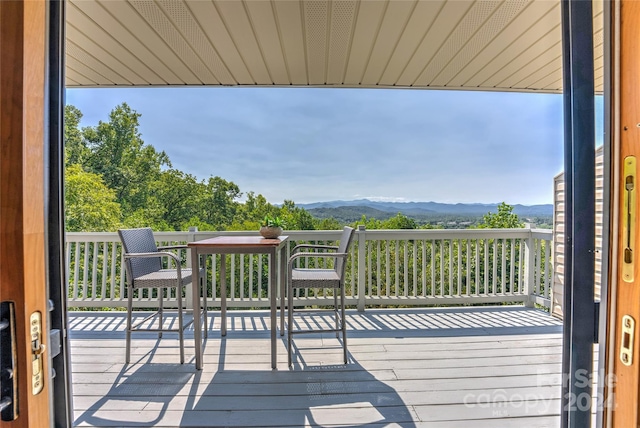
{"left": 65, "top": 87, "right": 603, "bottom": 206}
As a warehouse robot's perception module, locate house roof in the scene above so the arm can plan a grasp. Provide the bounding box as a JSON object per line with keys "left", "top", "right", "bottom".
{"left": 65, "top": 0, "right": 604, "bottom": 94}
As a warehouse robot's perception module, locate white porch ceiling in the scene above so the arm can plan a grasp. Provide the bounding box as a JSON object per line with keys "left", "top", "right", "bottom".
{"left": 65, "top": 0, "right": 604, "bottom": 94}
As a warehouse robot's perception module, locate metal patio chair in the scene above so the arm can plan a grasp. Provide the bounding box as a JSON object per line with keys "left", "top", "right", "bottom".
{"left": 287, "top": 226, "right": 356, "bottom": 366}
{"left": 118, "top": 227, "right": 206, "bottom": 364}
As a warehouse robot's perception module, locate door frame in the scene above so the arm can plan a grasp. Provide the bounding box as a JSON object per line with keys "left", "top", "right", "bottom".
{"left": 560, "top": 1, "right": 598, "bottom": 426}
{"left": 0, "top": 0, "right": 55, "bottom": 426}
{"left": 46, "top": 0, "right": 73, "bottom": 426}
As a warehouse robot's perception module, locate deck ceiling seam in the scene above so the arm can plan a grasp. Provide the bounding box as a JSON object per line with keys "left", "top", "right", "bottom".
{"left": 129, "top": 0, "right": 210, "bottom": 84}
{"left": 67, "top": 39, "right": 131, "bottom": 85}
{"left": 92, "top": 0, "right": 177, "bottom": 84}
{"left": 456, "top": 0, "right": 558, "bottom": 88}
{"left": 241, "top": 0, "right": 278, "bottom": 85}
{"left": 164, "top": 0, "right": 237, "bottom": 84}
{"left": 406, "top": 0, "right": 474, "bottom": 87}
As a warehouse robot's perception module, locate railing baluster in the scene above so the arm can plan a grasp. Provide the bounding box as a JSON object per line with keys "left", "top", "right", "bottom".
{"left": 68, "top": 242, "right": 75, "bottom": 300}
{"left": 109, "top": 242, "right": 117, "bottom": 300}
{"left": 412, "top": 241, "right": 417, "bottom": 297}
{"left": 518, "top": 238, "right": 523, "bottom": 296}
{"left": 404, "top": 240, "right": 409, "bottom": 297}
{"left": 376, "top": 240, "right": 382, "bottom": 297}
{"left": 367, "top": 241, "right": 372, "bottom": 297}
{"left": 240, "top": 254, "right": 245, "bottom": 300}
{"left": 394, "top": 240, "right": 399, "bottom": 297}
{"left": 101, "top": 242, "right": 108, "bottom": 301}
{"left": 448, "top": 240, "right": 453, "bottom": 296}
{"left": 231, "top": 255, "right": 236, "bottom": 302}
{"left": 456, "top": 240, "right": 461, "bottom": 296}
{"left": 92, "top": 241, "right": 99, "bottom": 299}
{"left": 248, "top": 254, "right": 254, "bottom": 299}
{"left": 465, "top": 239, "right": 470, "bottom": 296}
{"left": 215, "top": 254, "right": 221, "bottom": 302}
{"left": 536, "top": 239, "right": 542, "bottom": 297}
{"left": 483, "top": 239, "right": 488, "bottom": 295}
{"left": 492, "top": 240, "right": 497, "bottom": 295}
{"left": 439, "top": 240, "right": 444, "bottom": 297}
{"left": 509, "top": 239, "right": 515, "bottom": 295}
{"left": 82, "top": 241, "right": 90, "bottom": 299}
{"left": 473, "top": 239, "right": 478, "bottom": 295}
{"left": 429, "top": 240, "right": 434, "bottom": 297}
{"left": 420, "top": 239, "right": 427, "bottom": 297}
{"left": 385, "top": 241, "right": 390, "bottom": 297}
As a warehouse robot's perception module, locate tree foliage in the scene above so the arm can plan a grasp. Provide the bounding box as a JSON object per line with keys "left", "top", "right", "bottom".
{"left": 63, "top": 103, "right": 318, "bottom": 232}
{"left": 65, "top": 165, "right": 121, "bottom": 232}
{"left": 478, "top": 202, "right": 523, "bottom": 229}
{"left": 82, "top": 103, "right": 170, "bottom": 219}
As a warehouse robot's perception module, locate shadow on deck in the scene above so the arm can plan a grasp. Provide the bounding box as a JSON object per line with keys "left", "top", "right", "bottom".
{"left": 70, "top": 306, "right": 563, "bottom": 428}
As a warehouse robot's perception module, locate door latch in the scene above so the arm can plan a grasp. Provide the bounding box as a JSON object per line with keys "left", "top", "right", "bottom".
{"left": 29, "top": 312, "right": 45, "bottom": 395}
{"left": 623, "top": 156, "right": 636, "bottom": 282}
{"left": 620, "top": 315, "right": 635, "bottom": 366}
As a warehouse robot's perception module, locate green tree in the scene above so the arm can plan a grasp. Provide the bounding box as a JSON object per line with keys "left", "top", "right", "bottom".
{"left": 382, "top": 213, "right": 417, "bottom": 229}
{"left": 157, "top": 169, "right": 203, "bottom": 230}
{"left": 65, "top": 165, "right": 121, "bottom": 231}
{"left": 478, "top": 202, "right": 523, "bottom": 229}
{"left": 355, "top": 215, "right": 383, "bottom": 230}
{"left": 64, "top": 105, "right": 89, "bottom": 166}
{"left": 279, "top": 200, "right": 315, "bottom": 230}
{"left": 230, "top": 192, "right": 278, "bottom": 230}
{"left": 198, "top": 176, "right": 242, "bottom": 230}
{"left": 314, "top": 217, "right": 343, "bottom": 230}
{"left": 82, "top": 103, "right": 170, "bottom": 218}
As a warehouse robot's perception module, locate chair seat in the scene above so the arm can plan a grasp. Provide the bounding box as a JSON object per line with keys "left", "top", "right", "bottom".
{"left": 133, "top": 267, "right": 203, "bottom": 289}
{"left": 291, "top": 268, "right": 340, "bottom": 288}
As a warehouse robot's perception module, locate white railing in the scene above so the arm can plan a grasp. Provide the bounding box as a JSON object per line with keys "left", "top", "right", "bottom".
{"left": 65, "top": 226, "right": 553, "bottom": 311}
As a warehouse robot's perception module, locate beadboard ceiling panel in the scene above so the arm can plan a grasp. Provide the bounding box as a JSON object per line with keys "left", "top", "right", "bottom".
{"left": 65, "top": 0, "right": 605, "bottom": 94}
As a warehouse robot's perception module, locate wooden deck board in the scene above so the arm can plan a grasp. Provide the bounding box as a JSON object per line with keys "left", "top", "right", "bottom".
{"left": 70, "top": 306, "right": 566, "bottom": 427}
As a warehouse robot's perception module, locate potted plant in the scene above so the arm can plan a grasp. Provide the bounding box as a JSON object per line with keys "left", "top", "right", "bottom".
{"left": 260, "top": 215, "right": 286, "bottom": 239}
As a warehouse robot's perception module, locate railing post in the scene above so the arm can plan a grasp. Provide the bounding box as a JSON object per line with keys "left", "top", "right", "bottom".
{"left": 185, "top": 226, "right": 198, "bottom": 310}
{"left": 357, "top": 225, "right": 366, "bottom": 312}
{"left": 523, "top": 223, "right": 535, "bottom": 308}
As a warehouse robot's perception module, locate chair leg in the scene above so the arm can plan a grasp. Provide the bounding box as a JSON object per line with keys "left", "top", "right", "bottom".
{"left": 126, "top": 285, "right": 133, "bottom": 364}
{"left": 158, "top": 287, "right": 163, "bottom": 339}
{"left": 177, "top": 287, "right": 184, "bottom": 364}
{"left": 334, "top": 290, "right": 339, "bottom": 338}
{"left": 341, "top": 284, "right": 347, "bottom": 364}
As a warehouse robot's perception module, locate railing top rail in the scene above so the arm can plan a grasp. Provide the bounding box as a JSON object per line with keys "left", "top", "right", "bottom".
{"left": 65, "top": 231, "right": 194, "bottom": 242}
{"left": 66, "top": 227, "right": 553, "bottom": 243}
{"left": 531, "top": 229, "right": 554, "bottom": 239}
{"left": 359, "top": 228, "right": 541, "bottom": 240}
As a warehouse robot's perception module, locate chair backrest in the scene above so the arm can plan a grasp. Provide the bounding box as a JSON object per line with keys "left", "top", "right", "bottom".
{"left": 118, "top": 228, "right": 162, "bottom": 282}
{"left": 335, "top": 226, "right": 355, "bottom": 278}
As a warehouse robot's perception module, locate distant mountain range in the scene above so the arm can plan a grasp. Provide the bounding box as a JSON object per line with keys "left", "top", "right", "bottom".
{"left": 297, "top": 199, "right": 553, "bottom": 222}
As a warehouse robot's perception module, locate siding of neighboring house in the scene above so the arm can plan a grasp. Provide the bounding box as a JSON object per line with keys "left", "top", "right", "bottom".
{"left": 552, "top": 145, "right": 604, "bottom": 319}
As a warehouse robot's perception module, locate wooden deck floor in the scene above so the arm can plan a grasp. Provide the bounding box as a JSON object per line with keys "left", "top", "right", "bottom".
{"left": 70, "top": 306, "right": 565, "bottom": 427}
